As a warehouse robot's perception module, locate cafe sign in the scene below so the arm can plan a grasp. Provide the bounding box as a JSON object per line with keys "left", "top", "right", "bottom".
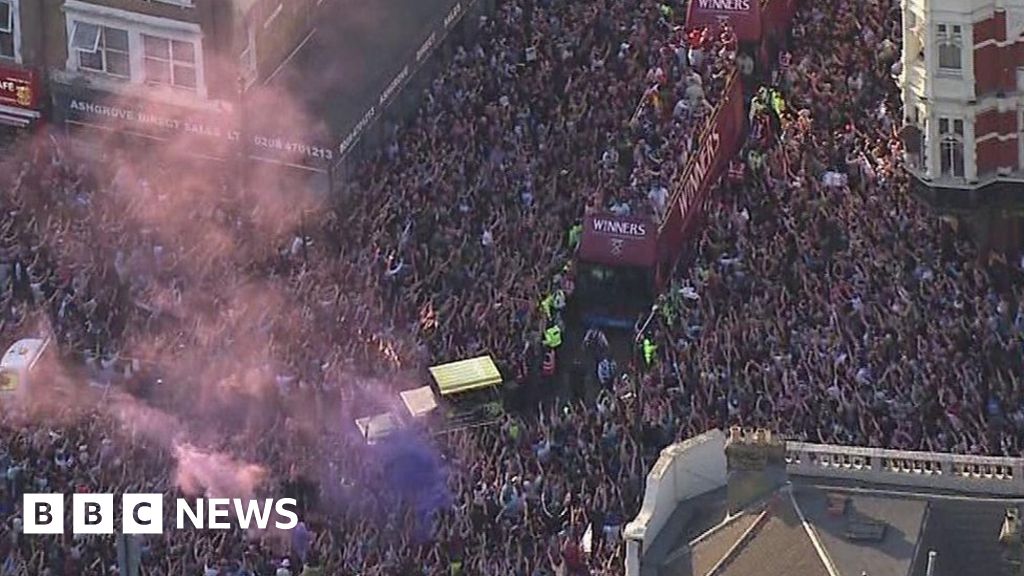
{"left": 0, "top": 67, "right": 38, "bottom": 110}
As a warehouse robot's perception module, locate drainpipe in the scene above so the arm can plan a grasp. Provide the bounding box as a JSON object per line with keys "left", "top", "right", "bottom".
{"left": 925, "top": 550, "right": 937, "bottom": 576}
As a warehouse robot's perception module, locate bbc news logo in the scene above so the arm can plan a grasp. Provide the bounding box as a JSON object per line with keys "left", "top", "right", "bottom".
{"left": 23, "top": 494, "right": 299, "bottom": 534}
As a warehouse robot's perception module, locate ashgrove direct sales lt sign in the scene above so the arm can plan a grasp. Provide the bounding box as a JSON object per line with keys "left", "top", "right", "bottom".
{"left": 60, "top": 92, "right": 333, "bottom": 170}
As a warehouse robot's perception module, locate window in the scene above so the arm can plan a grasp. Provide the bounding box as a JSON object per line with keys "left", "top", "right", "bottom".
{"left": 75, "top": 23, "right": 130, "bottom": 78}
{"left": 939, "top": 118, "right": 965, "bottom": 178}
{"left": 0, "top": 0, "right": 14, "bottom": 59}
{"left": 63, "top": 3, "right": 206, "bottom": 97}
{"left": 70, "top": 21, "right": 100, "bottom": 52}
{"left": 937, "top": 24, "right": 962, "bottom": 71}
{"left": 143, "top": 35, "right": 196, "bottom": 90}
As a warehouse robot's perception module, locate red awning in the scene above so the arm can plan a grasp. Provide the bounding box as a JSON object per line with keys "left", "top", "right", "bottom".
{"left": 578, "top": 214, "right": 657, "bottom": 269}
{"left": 687, "top": 0, "right": 762, "bottom": 43}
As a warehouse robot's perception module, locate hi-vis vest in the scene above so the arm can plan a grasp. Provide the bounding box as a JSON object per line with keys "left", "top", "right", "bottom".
{"left": 568, "top": 224, "right": 583, "bottom": 249}
{"left": 540, "top": 294, "right": 555, "bottom": 319}
{"left": 544, "top": 325, "right": 563, "bottom": 349}
{"left": 643, "top": 338, "right": 657, "bottom": 365}
{"left": 771, "top": 90, "right": 786, "bottom": 117}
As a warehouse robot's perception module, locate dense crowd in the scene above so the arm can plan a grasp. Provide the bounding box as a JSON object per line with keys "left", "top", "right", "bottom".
{"left": 2, "top": 0, "right": 1019, "bottom": 574}
{"left": 2, "top": 1, "right": 735, "bottom": 574}
{"left": 645, "top": 0, "right": 1024, "bottom": 458}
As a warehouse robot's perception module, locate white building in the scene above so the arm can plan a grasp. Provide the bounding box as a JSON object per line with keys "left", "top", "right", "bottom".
{"left": 901, "top": 0, "right": 1024, "bottom": 246}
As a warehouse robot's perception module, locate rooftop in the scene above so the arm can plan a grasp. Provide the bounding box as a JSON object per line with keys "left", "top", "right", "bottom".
{"left": 654, "top": 477, "right": 1024, "bottom": 576}
{"left": 630, "top": 433, "right": 1024, "bottom": 576}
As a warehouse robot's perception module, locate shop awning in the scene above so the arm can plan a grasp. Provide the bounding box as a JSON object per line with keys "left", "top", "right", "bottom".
{"left": 686, "top": 0, "right": 763, "bottom": 42}
{"left": 578, "top": 214, "right": 658, "bottom": 269}
{"left": 0, "top": 105, "right": 37, "bottom": 128}
{"left": 429, "top": 356, "right": 502, "bottom": 396}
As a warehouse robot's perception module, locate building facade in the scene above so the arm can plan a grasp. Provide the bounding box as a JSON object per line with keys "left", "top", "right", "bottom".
{"left": 902, "top": 3, "right": 1024, "bottom": 194}
{"left": 37, "top": 0, "right": 336, "bottom": 174}
{"left": 41, "top": 0, "right": 324, "bottom": 108}
{"left": 900, "top": 0, "right": 1024, "bottom": 247}
{"left": 4, "top": 0, "right": 484, "bottom": 180}
{"left": 0, "top": 0, "right": 45, "bottom": 131}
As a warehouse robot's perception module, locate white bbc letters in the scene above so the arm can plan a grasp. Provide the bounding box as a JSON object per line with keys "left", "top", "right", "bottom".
{"left": 122, "top": 494, "right": 164, "bottom": 534}
{"left": 23, "top": 494, "right": 301, "bottom": 534}
{"left": 72, "top": 493, "right": 114, "bottom": 534}
{"left": 207, "top": 498, "right": 231, "bottom": 529}
{"left": 23, "top": 494, "right": 64, "bottom": 534}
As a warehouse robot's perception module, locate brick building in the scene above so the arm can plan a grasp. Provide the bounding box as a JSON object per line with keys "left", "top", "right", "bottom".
{"left": 41, "top": 0, "right": 327, "bottom": 104}
{"left": 41, "top": 0, "right": 336, "bottom": 175}
{"left": 901, "top": 0, "right": 1024, "bottom": 247}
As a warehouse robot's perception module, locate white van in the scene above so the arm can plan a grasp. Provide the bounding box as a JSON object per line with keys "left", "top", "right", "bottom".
{"left": 0, "top": 338, "right": 51, "bottom": 397}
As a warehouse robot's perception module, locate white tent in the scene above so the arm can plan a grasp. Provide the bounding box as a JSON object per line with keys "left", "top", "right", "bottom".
{"left": 354, "top": 412, "right": 401, "bottom": 444}
{"left": 399, "top": 386, "right": 438, "bottom": 419}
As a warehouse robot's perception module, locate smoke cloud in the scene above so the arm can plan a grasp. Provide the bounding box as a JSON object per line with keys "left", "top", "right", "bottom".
{"left": 0, "top": 11, "right": 456, "bottom": 523}
{"left": 173, "top": 442, "right": 268, "bottom": 498}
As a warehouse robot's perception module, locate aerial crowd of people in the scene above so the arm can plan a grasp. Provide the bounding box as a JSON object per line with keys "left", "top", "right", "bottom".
{"left": 1, "top": 0, "right": 1021, "bottom": 574}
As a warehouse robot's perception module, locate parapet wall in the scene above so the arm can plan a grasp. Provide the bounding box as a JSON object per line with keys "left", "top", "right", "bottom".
{"left": 785, "top": 442, "right": 1024, "bottom": 496}
{"left": 623, "top": 437, "right": 1024, "bottom": 576}
{"left": 623, "top": 429, "right": 728, "bottom": 576}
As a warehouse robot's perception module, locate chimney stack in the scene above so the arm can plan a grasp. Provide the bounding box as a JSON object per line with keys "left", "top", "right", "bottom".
{"left": 725, "top": 427, "right": 787, "bottom": 513}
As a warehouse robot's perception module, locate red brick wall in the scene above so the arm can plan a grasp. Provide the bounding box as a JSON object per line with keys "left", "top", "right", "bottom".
{"left": 973, "top": 11, "right": 1016, "bottom": 96}
{"left": 973, "top": 10, "right": 1005, "bottom": 44}
{"left": 976, "top": 137, "right": 1018, "bottom": 174}
{"left": 976, "top": 109, "right": 1016, "bottom": 138}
